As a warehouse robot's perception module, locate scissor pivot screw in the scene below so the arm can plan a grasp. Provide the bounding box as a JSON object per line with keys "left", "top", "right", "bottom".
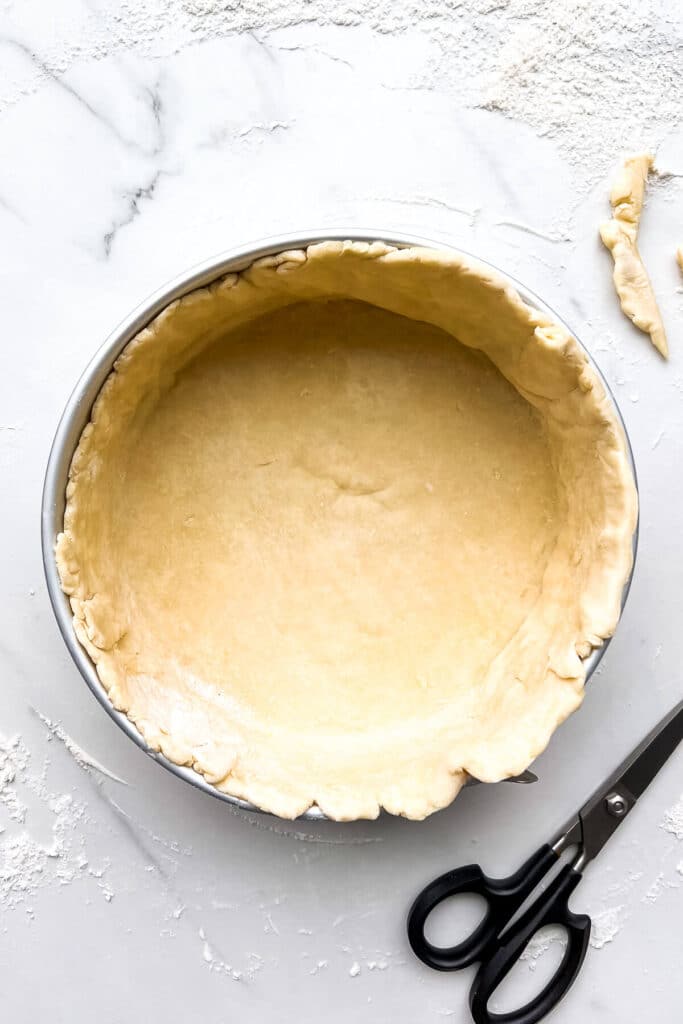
{"left": 605, "top": 793, "right": 628, "bottom": 817}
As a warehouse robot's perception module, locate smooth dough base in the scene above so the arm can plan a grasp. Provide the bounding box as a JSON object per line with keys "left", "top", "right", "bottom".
{"left": 56, "top": 242, "right": 638, "bottom": 820}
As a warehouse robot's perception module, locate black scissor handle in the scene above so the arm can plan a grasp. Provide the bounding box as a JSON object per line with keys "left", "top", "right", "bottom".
{"left": 469, "top": 863, "right": 591, "bottom": 1024}
{"left": 408, "top": 845, "right": 557, "bottom": 971}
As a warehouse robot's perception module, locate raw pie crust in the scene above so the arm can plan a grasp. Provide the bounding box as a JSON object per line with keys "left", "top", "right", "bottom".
{"left": 56, "top": 242, "right": 638, "bottom": 820}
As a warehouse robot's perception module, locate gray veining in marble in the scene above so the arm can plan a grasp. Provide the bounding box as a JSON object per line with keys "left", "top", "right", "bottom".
{"left": 1, "top": 2, "right": 682, "bottom": 1021}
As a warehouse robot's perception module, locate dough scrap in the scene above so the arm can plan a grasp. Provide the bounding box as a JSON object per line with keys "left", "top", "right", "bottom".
{"left": 56, "top": 242, "right": 638, "bottom": 821}
{"left": 600, "top": 153, "right": 667, "bottom": 358}
{"left": 677, "top": 246, "right": 683, "bottom": 272}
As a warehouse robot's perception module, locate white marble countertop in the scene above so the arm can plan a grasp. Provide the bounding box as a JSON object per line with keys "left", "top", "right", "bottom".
{"left": 1, "top": 2, "right": 682, "bottom": 1021}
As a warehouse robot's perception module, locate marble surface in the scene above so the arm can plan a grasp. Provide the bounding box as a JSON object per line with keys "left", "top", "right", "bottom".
{"left": 1, "top": 2, "right": 682, "bottom": 1021}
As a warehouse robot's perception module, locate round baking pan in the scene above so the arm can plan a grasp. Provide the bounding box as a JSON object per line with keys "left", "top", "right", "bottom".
{"left": 42, "top": 230, "right": 640, "bottom": 821}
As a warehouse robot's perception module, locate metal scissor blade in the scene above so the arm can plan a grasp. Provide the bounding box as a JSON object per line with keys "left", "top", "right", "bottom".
{"left": 576, "top": 699, "right": 683, "bottom": 867}
{"left": 619, "top": 700, "right": 683, "bottom": 799}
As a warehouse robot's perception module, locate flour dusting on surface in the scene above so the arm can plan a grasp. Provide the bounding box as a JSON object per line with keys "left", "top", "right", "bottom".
{"left": 0, "top": 3, "right": 681, "bottom": 1014}
{"left": 2, "top": 0, "right": 681, "bottom": 187}
{"left": 661, "top": 795, "right": 683, "bottom": 840}
{"left": 589, "top": 904, "right": 629, "bottom": 949}
{"left": 33, "top": 710, "right": 129, "bottom": 785}
{"left": 642, "top": 872, "right": 680, "bottom": 904}
{"left": 476, "top": 1, "right": 683, "bottom": 181}
{"left": 309, "top": 958, "right": 329, "bottom": 975}
{"left": 198, "top": 927, "right": 244, "bottom": 981}
{"left": 224, "top": 801, "right": 382, "bottom": 845}
{"left": 519, "top": 924, "right": 567, "bottom": 971}
{"left": 0, "top": 731, "right": 93, "bottom": 910}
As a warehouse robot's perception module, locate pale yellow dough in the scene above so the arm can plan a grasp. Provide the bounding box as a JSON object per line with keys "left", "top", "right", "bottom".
{"left": 56, "top": 242, "right": 637, "bottom": 820}
{"left": 600, "top": 153, "right": 668, "bottom": 358}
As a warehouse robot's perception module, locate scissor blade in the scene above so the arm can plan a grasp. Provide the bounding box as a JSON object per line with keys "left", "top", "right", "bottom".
{"left": 577, "top": 699, "right": 683, "bottom": 866}
{"left": 620, "top": 700, "right": 683, "bottom": 800}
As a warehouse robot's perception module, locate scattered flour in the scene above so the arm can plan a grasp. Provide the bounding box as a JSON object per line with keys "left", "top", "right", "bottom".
{"left": 661, "top": 795, "right": 683, "bottom": 840}
{"left": 262, "top": 910, "right": 279, "bottom": 935}
{"left": 0, "top": 731, "right": 93, "bottom": 910}
{"left": 198, "top": 926, "right": 244, "bottom": 981}
{"left": 2, "top": 0, "right": 681, "bottom": 186}
{"left": 349, "top": 960, "right": 361, "bottom": 977}
{"left": 475, "top": 1, "right": 683, "bottom": 183}
{"left": 33, "top": 710, "right": 128, "bottom": 785}
{"left": 643, "top": 873, "right": 666, "bottom": 904}
{"left": 519, "top": 924, "right": 567, "bottom": 971}
{"left": 224, "top": 801, "right": 382, "bottom": 844}
{"left": 642, "top": 872, "right": 679, "bottom": 904}
{"left": 589, "top": 904, "right": 629, "bottom": 950}
{"left": 194, "top": 929, "right": 270, "bottom": 983}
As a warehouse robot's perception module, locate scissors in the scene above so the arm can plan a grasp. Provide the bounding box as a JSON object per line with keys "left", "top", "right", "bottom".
{"left": 407, "top": 699, "right": 683, "bottom": 1024}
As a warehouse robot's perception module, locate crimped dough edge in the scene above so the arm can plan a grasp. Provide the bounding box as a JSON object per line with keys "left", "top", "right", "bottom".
{"left": 56, "top": 241, "right": 638, "bottom": 821}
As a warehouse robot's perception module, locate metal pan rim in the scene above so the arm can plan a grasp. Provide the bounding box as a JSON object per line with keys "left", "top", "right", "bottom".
{"left": 41, "top": 228, "right": 640, "bottom": 822}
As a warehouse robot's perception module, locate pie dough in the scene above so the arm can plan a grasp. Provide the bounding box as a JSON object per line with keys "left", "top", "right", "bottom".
{"left": 56, "top": 242, "right": 637, "bottom": 820}
{"left": 600, "top": 153, "right": 668, "bottom": 358}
